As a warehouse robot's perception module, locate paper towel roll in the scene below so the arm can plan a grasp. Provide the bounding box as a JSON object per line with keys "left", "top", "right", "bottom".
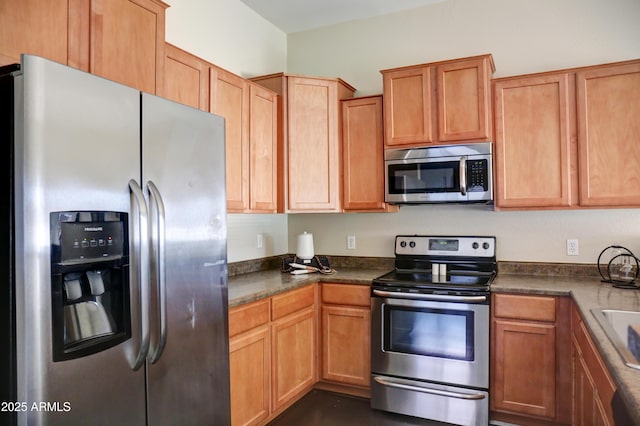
{"left": 296, "top": 232, "right": 314, "bottom": 260}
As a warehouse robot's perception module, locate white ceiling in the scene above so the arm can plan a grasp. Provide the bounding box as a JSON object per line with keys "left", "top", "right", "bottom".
{"left": 239, "top": 0, "right": 446, "bottom": 33}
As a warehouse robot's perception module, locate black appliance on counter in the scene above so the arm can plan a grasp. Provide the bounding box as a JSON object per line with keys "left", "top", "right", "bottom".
{"left": 371, "top": 235, "right": 497, "bottom": 426}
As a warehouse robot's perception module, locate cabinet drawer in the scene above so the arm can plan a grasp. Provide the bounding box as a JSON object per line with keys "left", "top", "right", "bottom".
{"left": 271, "top": 284, "right": 315, "bottom": 321}
{"left": 493, "top": 293, "right": 556, "bottom": 322}
{"left": 229, "top": 299, "right": 270, "bottom": 337}
{"left": 322, "top": 283, "right": 370, "bottom": 307}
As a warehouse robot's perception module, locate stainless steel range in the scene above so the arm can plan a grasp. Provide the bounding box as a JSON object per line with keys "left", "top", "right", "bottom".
{"left": 370, "top": 235, "right": 497, "bottom": 426}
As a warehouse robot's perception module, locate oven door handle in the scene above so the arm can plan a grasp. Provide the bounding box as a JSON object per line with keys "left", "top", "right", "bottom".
{"left": 373, "top": 376, "right": 486, "bottom": 401}
{"left": 372, "top": 289, "right": 487, "bottom": 303}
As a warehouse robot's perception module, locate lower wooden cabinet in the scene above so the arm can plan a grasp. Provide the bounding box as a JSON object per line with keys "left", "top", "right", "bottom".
{"left": 571, "top": 302, "right": 616, "bottom": 425}
{"left": 229, "top": 325, "right": 270, "bottom": 426}
{"left": 272, "top": 306, "right": 316, "bottom": 410}
{"left": 228, "top": 284, "right": 317, "bottom": 426}
{"left": 490, "top": 293, "right": 572, "bottom": 424}
{"left": 320, "top": 283, "right": 371, "bottom": 390}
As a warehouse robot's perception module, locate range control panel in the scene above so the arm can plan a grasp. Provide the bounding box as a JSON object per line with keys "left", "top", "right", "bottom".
{"left": 395, "top": 235, "right": 496, "bottom": 258}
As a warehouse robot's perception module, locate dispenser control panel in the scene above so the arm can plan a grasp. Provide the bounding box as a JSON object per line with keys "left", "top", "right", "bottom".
{"left": 60, "top": 221, "right": 124, "bottom": 263}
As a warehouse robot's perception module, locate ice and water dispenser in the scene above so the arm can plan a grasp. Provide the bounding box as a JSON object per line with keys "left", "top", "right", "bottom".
{"left": 50, "top": 211, "right": 131, "bottom": 361}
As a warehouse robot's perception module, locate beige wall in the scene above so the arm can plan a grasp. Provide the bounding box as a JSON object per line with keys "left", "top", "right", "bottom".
{"left": 287, "top": 0, "right": 640, "bottom": 264}
{"left": 166, "top": 0, "right": 640, "bottom": 263}
{"left": 165, "top": 0, "right": 287, "bottom": 77}
{"left": 287, "top": 0, "right": 640, "bottom": 95}
{"left": 165, "top": 0, "right": 289, "bottom": 262}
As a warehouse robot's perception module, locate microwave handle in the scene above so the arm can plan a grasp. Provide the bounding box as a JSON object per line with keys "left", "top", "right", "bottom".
{"left": 459, "top": 156, "right": 467, "bottom": 195}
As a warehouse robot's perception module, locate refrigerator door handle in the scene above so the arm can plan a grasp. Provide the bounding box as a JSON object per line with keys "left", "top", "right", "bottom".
{"left": 147, "top": 180, "right": 167, "bottom": 364}
{"left": 129, "top": 179, "right": 151, "bottom": 371}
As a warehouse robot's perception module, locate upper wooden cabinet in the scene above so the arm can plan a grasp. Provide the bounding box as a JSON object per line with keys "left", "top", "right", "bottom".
{"left": 164, "top": 43, "right": 210, "bottom": 111}
{"left": 493, "top": 72, "right": 577, "bottom": 209}
{"left": 494, "top": 58, "right": 640, "bottom": 210}
{"left": 248, "top": 83, "right": 278, "bottom": 212}
{"left": 381, "top": 66, "right": 433, "bottom": 146}
{"left": 0, "top": 0, "right": 167, "bottom": 95}
{"left": 381, "top": 54, "right": 494, "bottom": 148}
{"left": 211, "top": 67, "right": 250, "bottom": 212}
{"left": 87, "top": 0, "right": 167, "bottom": 95}
{"left": 210, "top": 67, "right": 279, "bottom": 213}
{"left": 0, "top": 0, "right": 72, "bottom": 67}
{"left": 341, "top": 95, "right": 396, "bottom": 212}
{"left": 251, "top": 73, "right": 356, "bottom": 213}
{"left": 577, "top": 61, "right": 640, "bottom": 207}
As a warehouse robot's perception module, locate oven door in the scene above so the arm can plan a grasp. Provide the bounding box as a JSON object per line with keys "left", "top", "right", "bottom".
{"left": 371, "top": 291, "right": 489, "bottom": 389}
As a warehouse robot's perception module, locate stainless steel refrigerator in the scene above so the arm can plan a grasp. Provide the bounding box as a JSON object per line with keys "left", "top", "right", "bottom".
{"left": 0, "top": 55, "right": 230, "bottom": 425}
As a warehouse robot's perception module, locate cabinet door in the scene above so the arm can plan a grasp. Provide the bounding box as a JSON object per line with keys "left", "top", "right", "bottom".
{"left": 577, "top": 61, "right": 640, "bottom": 207}
{"left": 89, "top": 0, "right": 166, "bottom": 94}
{"left": 437, "top": 57, "right": 492, "bottom": 142}
{"left": 492, "top": 319, "right": 557, "bottom": 418}
{"left": 573, "top": 349, "right": 597, "bottom": 426}
{"left": 211, "top": 67, "right": 249, "bottom": 212}
{"left": 164, "top": 43, "right": 209, "bottom": 111}
{"left": 229, "top": 326, "right": 270, "bottom": 426}
{"left": 321, "top": 305, "right": 370, "bottom": 387}
{"left": 342, "top": 96, "right": 388, "bottom": 211}
{"left": 0, "top": 0, "right": 72, "bottom": 67}
{"left": 287, "top": 77, "right": 340, "bottom": 211}
{"left": 493, "top": 73, "right": 576, "bottom": 208}
{"left": 271, "top": 306, "right": 316, "bottom": 411}
{"left": 382, "top": 66, "right": 433, "bottom": 147}
{"left": 249, "top": 83, "right": 279, "bottom": 212}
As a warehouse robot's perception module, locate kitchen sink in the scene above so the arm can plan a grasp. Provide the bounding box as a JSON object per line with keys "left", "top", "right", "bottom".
{"left": 591, "top": 308, "right": 640, "bottom": 370}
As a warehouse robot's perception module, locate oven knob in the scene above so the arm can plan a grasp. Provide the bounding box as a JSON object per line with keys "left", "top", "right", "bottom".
{"left": 400, "top": 241, "right": 407, "bottom": 248}
{"left": 409, "top": 241, "right": 416, "bottom": 248}
{"left": 483, "top": 242, "right": 490, "bottom": 250}
{"left": 472, "top": 242, "right": 479, "bottom": 249}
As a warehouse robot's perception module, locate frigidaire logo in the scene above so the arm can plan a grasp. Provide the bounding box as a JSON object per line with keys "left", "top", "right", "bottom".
{"left": 84, "top": 227, "right": 103, "bottom": 232}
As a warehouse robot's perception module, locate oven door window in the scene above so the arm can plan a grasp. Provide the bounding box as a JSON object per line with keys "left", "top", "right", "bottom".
{"left": 383, "top": 304, "right": 474, "bottom": 361}
{"left": 387, "top": 161, "right": 460, "bottom": 194}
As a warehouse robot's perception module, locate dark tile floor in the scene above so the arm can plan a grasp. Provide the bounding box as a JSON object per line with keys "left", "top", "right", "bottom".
{"left": 267, "top": 390, "right": 450, "bottom": 426}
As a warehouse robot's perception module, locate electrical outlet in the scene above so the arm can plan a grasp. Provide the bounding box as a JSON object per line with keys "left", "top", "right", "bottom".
{"left": 347, "top": 235, "right": 356, "bottom": 250}
{"left": 257, "top": 234, "right": 264, "bottom": 249}
{"left": 567, "top": 239, "right": 579, "bottom": 256}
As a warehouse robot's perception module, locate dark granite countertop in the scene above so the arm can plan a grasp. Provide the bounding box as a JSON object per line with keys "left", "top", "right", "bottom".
{"left": 228, "top": 268, "right": 640, "bottom": 424}
{"left": 228, "top": 267, "right": 382, "bottom": 307}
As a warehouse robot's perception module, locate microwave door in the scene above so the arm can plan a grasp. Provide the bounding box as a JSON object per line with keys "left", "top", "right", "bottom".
{"left": 386, "top": 160, "right": 464, "bottom": 203}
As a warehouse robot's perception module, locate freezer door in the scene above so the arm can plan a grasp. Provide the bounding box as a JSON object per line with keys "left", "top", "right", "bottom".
{"left": 13, "top": 55, "right": 146, "bottom": 425}
{"left": 142, "top": 93, "right": 230, "bottom": 425}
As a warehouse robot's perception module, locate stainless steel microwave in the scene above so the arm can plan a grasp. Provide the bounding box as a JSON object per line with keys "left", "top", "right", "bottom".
{"left": 385, "top": 143, "right": 493, "bottom": 204}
